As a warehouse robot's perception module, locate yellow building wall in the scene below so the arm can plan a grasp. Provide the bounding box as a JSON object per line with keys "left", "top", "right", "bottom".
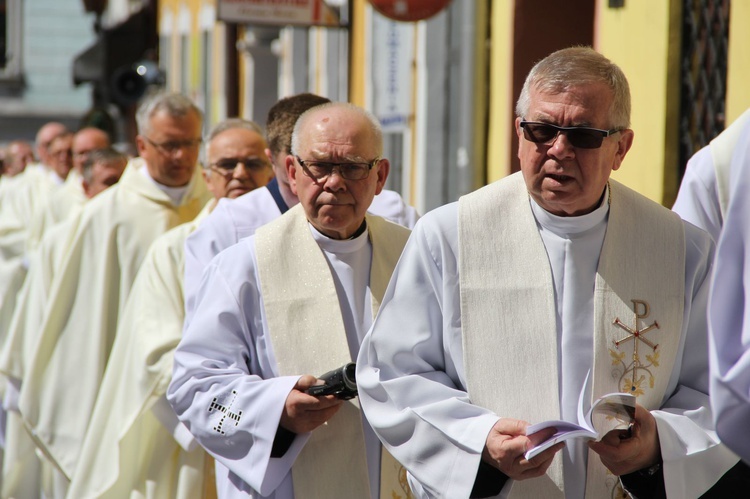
{"left": 595, "top": 0, "right": 676, "bottom": 205}
{"left": 349, "top": 0, "right": 367, "bottom": 108}
{"left": 487, "top": 0, "right": 515, "bottom": 183}
{"left": 727, "top": 0, "right": 750, "bottom": 123}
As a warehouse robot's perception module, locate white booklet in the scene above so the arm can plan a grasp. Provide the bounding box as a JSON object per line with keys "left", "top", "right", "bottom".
{"left": 524, "top": 377, "right": 636, "bottom": 460}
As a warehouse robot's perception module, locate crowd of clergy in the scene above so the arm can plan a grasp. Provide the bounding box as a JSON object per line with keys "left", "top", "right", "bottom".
{"left": 0, "top": 44, "right": 748, "bottom": 499}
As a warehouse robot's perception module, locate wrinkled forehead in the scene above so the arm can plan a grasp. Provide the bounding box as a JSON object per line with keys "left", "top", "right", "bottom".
{"left": 210, "top": 129, "right": 266, "bottom": 154}
{"left": 527, "top": 83, "right": 614, "bottom": 125}
{"left": 299, "top": 111, "right": 378, "bottom": 159}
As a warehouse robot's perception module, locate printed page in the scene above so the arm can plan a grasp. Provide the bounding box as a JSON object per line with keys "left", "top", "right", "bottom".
{"left": 524, "top": 375, "right": 635, "bottom": 460}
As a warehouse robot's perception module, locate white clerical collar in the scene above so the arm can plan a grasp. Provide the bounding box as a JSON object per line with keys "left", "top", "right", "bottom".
{"left": 530, "top": 184, "right": 610, "bottom": 237}
{"left": 308, "top": 222, "right": 370, "bottom": 254}
{"left": 140, "top": 164, "right": 188, "bottom": 205}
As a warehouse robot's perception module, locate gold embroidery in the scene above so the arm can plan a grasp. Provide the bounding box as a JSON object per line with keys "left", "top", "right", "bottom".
{"left": 386, "top": 463, "right": 414, "bottom": 499}
{"left": 611, "top": 299, "right": 660, "bottom": 397}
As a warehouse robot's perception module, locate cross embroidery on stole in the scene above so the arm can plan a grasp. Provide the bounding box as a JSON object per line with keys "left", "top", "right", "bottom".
{"left": 610, "top": 299, "right": 661, "bottom": 396}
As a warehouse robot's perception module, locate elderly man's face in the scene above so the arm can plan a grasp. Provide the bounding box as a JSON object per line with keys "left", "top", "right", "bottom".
{"left": 48, "top": 135, "right": 74, "bottom": 179}
{"left": 73, "top": 129, "right": 110, "bottom": 172}
{"left": 137, "top": 110, "right": 202, "bottom": 187}
{"left": 288, "top": 108, "right": 389, "bottom": 239}
{"left": 6, "top": 142, "right": 34, "bottom": 176}
{"left": 37, "top": 123, "right": 67, "bottom": 165}
{"left": 205, "top": 128, "right": 273, "bottom": 199}
{"left": 516, "top": 83, "right": 634, "bottom": 217}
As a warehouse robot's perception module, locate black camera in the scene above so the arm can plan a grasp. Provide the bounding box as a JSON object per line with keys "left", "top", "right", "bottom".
{"left": 306, "top": 363, "right": 358, "bottom": 400}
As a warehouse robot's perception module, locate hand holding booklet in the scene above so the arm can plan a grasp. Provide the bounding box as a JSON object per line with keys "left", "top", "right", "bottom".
{"left": 524, "top": 380, "right": 636, "bottom": 460}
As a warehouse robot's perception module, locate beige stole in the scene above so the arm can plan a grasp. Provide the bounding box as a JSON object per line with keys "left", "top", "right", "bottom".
{"left": 711, "top": 107, "right": 750, "bottom": 215}
{"left": 459, "top": 173, "right": 685, "bottom": 498}
{"left": 255, "top": 204, "right": 411, "bottom": 499}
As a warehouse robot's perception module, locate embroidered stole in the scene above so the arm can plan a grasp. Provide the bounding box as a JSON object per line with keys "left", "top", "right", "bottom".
{"left": 255, "top": 204, "right": 411, "bottom": 499}
{"left": 459, "top": 173, "right": 685, "bottom": 498}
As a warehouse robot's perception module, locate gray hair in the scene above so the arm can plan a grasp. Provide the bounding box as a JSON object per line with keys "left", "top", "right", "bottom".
{"left": 135, "top": 92, "right": 203, "bottom": 136}
{"left": 516, "top": 46, "right": 631, "bottom": 129}
{"left": 290, "top": 102, "right": 383, "bottom": 157}
{"left": 203, "top": 118, "right": 265, "bottom": 169}
{"left": 206, "top": 118, "right": 263, "bottom": 142}
{"left": 82, "top": 147, "right": 127, "bottom": 185}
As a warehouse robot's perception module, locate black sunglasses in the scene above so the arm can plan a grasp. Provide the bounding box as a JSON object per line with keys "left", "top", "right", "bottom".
{"left": 519, "top": 121, "right": 622, "bottom": 149}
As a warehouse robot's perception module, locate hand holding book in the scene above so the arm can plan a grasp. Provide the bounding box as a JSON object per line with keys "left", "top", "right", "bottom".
{"left": 524, "top": 386, "right": 636, "bottom": 460}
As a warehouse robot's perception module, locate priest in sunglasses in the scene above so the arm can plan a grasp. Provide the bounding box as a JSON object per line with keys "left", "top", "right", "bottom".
{"left": 357, "top": 46, "right": 742, "bottom": 498}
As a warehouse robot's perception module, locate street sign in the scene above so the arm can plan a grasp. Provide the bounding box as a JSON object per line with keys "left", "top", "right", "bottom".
{"left": 372, "top": 17, "right": 413, "bottom": 132}
{"left": 217, "top": 0, "right": 348, "bottom": 27}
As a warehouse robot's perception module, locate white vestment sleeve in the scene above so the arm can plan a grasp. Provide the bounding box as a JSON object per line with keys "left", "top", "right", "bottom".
{"left": 368, "top": 189, "right": 420, "bottom": 229}
{"left": 651, "top": 223, "right": 740, "bottom": 496}
{"left": 357, "top": 204, "right": 499, "bottom": 499}
{"left": 672, "top": 145, "right": 723, "bottom": 242}
{"left": 183, "top": 198, "right": 237, "bottom": 322}
{"left": 183, "top": 188, "right": 281, "bottom": 326}
{"left": 169, "top": 242, "right": 310, "bottom": 497}
{"left": 708, "top": 123, "right": 750, "bottom": 464}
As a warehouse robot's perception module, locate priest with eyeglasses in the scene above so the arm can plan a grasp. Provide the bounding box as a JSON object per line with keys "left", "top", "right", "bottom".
{"left": 356, "top": 46, "right": 744, "bottom": 498}
{"left": 168, "top": 102, "right": 412, "bottom": 498}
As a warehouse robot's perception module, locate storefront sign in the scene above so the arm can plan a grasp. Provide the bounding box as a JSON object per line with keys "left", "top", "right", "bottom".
{"left": 217, "top": 0, "right": 347, "bottom": 27}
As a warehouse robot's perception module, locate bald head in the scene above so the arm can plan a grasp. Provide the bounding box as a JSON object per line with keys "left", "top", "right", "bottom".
{"left": 291, "top": 102, "right": 384, "bottom": 160}
{"left": 5, "top": 140, "right": 35, "bottom": 177}
{"left": 73, "top": 127, "right": 111, "bottom": 173}
{"left": 36, "top": 122, "right": 67, "bottom": 166}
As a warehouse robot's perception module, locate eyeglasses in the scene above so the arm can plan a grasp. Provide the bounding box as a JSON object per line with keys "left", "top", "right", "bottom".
{"left": 145, "top": 137, "right": 202, "bottom": 155}
{"left": 519, "top": 121, "right": 622, "bottom": 149}
{"left": 296, "top": 156, "right": 379, "bottom": 181}
{"left": 208, "top": 157, "right": 270, "bottom": 176}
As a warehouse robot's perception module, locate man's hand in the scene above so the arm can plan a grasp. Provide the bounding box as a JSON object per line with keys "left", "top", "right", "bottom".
{"left": 482, "top": 419, "right": 564, "bottom": 481}
{"left": 280, "top": 375, "right": 344, "bottom": 434}
{"left": 589, "top": 403, "right": 661, "bottom": 476}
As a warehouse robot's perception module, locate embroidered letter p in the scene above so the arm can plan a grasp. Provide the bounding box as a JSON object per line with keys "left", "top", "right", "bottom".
{"left": 631, "top": 299, "right": 650, "bottom": 321}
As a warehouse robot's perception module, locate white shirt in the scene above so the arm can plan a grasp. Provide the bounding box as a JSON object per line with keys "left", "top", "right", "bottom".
{"left": 532, "top": 192, "right": 608, "bottom": 497}
{"left": 672, "top": 144, "right": 723, "bottom": 242}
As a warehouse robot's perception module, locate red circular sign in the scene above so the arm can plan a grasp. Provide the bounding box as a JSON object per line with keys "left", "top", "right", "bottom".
{"left": 368, "top": 0, "right": 453, "bottom": 22}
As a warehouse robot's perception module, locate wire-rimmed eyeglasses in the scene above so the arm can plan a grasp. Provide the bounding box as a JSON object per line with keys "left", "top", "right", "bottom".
{"left": 295, "top": 156, "right": 380, "bottom": 181}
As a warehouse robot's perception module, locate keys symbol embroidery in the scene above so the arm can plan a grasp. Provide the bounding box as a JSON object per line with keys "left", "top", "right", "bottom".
{"left": 208, "top": 390, "right": 243, "bottom": 434}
